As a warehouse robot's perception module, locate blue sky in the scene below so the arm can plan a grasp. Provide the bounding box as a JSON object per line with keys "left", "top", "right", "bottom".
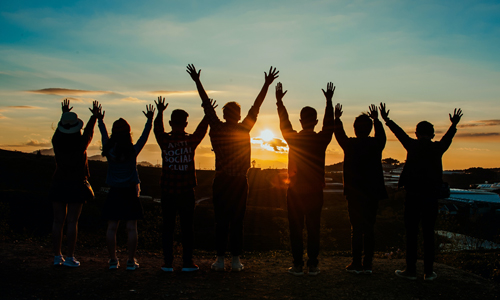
{"left": 1, "top": 0, "right": 499, "bottom": 169}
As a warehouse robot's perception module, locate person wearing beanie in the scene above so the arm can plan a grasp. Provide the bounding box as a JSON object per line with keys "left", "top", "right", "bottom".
{"left": 50, "top": 99, "right": 101, "bottom": 268}
{"left": 98, "top": 104, "right": 155, "bottom": 271}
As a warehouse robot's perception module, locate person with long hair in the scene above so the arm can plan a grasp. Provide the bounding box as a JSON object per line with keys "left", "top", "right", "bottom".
{"left": 50, "top": 99, "right": 101, "bottom": 267}
{"left": 98, "top": 104, "right": 155, "bottom": 271}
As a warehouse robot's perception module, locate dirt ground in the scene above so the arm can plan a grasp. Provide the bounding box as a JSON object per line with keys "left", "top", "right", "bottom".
{"left": 1, "top": 241, "right": 499, "bottom": 300}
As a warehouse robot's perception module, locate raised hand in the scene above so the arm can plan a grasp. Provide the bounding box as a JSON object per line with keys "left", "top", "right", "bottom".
{"left": 335, "top": 103, "right": 343, "bottom": 119}
{"left": 379, "top": 103, "right": 390, "bottom": 121}
{"left": 143, "top": 104, "right": 155, "bottom": 119}
{"left": 89, "top": 100, "right": 104, "bottom": 119}
{"left": 275, "top": 82, "right": 287, "bottom": 103}
{"left": 264, "top": 66, "right": 279, "bottom": 85}
{"left": 322, "top": 82, "right": 335, "bottom": 101}
{"left": 61, "top": 99, "right": 73, "bottom": 113}
{"left": 208, "top": 98, "right": 218, "bottom": 109}
{"left": 368, "top": 104, "right": 378, "bottom": 120}
{"left": 186, "top": 64, "right": 201, "bottom": 82}
{"left": 449, "top": 108, "right": 463, "bottom": 125}
{"left": 154, "top": 96, "right": 168, "bottom": 112}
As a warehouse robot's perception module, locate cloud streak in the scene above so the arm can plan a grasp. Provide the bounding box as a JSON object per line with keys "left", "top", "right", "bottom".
{"left": 147, "top": 90, "right": 217, "bottom": 96}
{"left": 459, "top": 120, "right": 500, "bottom": 128}
{"left": 456, "top": 132, "right": 500, "bottom": 138}
{"left": 27, "top": 88, "right": 113, "bottom": 96}
{"left": 6, "top": 105, "right": 43, "bottom": 109}
{"left": 252, "top": 137, "right": 288, "bottom": 153}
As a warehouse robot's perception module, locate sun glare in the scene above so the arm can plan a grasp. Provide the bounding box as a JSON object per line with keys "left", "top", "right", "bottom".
{"left": 260, "top": 129, "right": 274, "bottom": 142}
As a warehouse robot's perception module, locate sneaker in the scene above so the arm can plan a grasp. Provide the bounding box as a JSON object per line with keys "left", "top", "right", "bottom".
{"left": 395, "top": 269, "right": 417, "bottom": 280}
{"left": 63, "top": 257, "right": 80, "bottom": 268}
{"left": 108, "top": 259, "right": 119, "bottom": 270}
{"left": 211, "top": 260, "right": 225, "bottom": 272}
{"left": 424, "top": 272, "right": 437, "bottom": 281}
{"left": 345, "top": 262, "right": 363, "bottom": 274}
{"left": 126, "top": 259, "right": 139, "bottom": 271}
{"left": 54, "top": 255, "right": 65, "bottom": 266}
{"left": 288, "top": 265, "right": 304, "bottom": 276}
{"left": 231, "top": 262, "right": 244, "bottom": 272}
{"left": 161, "top": 264, "right": 174, "bottom": 272}
{"left": 308, "top": 266, "right": 320, "bottom": 276}
{"left": 363, "top": 262, "right": 373, "bottom": 274}
{"left": 182, "top": 263, "right": 200, "bottom": 272}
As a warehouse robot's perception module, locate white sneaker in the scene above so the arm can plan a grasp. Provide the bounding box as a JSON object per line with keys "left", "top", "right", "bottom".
{"left": 231, "top": 262, "right": 244, "bottom": 272}
{"left": 63, "top": 257, "right": 80, "bottom": 267}
{"left": 108, "top": 259, "right": 119, "bottom": 270}
{"left": 424, "top": 272, "right": 437, "bottom": 281}
{"left": 211, "top": 260, "right": 225, "bottom": 272}
{"left": 54, "top": 255, "right": 65, "bottom": 266}
{"left": 126, "top": 259, "right": 139, "bottom": 271}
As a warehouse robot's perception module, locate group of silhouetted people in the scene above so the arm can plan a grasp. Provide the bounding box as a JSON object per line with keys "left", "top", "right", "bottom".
{"left": 49, "top": 64, "right": 463, "bottom": 280}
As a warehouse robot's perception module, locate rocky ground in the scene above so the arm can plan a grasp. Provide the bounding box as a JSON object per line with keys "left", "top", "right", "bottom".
{"left": 1, "top": 241, "right": 499, "bottom": 300}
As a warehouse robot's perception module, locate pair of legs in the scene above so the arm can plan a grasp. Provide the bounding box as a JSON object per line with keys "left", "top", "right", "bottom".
{"left": 346, "top": 195, "right": 378, "bottom": 269}
{"left": 161, "top": 190, "right": 195, "bottom": 266}
{"left": 212, "top": 174, "right": 248, "bottom": 257}
{"left": 404, "top": 192, "right": 438, "bottom": 275}
{"left": 106, "top": 220, "right": 138, "bottom": 262}
{"left": 52, "top": 202, "right": 83, "bottom": 257}
{"left": 287, "top": 188, "right": 323, "bottom": 267}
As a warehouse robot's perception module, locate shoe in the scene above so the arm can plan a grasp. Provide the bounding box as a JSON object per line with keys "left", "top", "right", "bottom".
{"left": 126, "top": 259, "right": 139, "bottom": 271}
{"left": 108, "top": 259, "right": 119, "bottom": 270}
{"left": 161, "top": 263, "right": 174, "bottom": 272}
{"left": 395, "top": 269, "right": 417, "bottom": 280}
{"left": 363, "top": 269, "right": 373, "bottom": 275}
{"left": 211, "top": 260, "right": 225, "bottom": 272}
{"left": 54, "top": 255, "right": 65, "bottom": 266}
{"left": 288, "top": 265, "right": 304, "bottom": 276}
{"left": 231, "top": 262, "right": 244, "bottom": 272}
{"left": 63, "top": 257, "right": 80, "bottom": 268}
{"left": 308, "top": 266, "right": 320, "bottom": 276}
{"left": 345, "top": 262, "right": 362, "bottom": 274}
{"left": 424, "top": 272, "right": 437, "bottom": 281}
{"left": 182, "top": 263, "right": 200, "bottom": 272}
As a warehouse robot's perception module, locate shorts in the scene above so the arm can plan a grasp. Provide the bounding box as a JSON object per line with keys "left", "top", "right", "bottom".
{"left": 50, "top": 180, "right": 94, "bottom": 204}
{"left": 102, "top": 185, "right": 143, "bottom": 220}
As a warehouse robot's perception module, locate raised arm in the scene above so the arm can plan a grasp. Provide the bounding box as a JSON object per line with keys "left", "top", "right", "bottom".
{"left": 154, "top": 96, "right": 168, "bottom": 140}
{"left": 275, "top": 82, "right": 295, "bottom": 139}
{"left": 440, "top": 108, "right": 463, "bottom": 151}
{"left": 321, "top": 82, "right": 335, "bottom": 132}
{"left": 186, "top": 64, "right": 221, "bottom": 127}
{"left": 333, "top": 103, "right": 348, "bottom": 148}
{"left": 82, "top": 100, "right": 101, "bottom": 149}
{"left": 134, "top": 104, "right": 154, "bottom": 154}
{"left": 192, "top": 99, "right": 218, "bottom": 146}
{"left": 242, "top": 66, "right": 279, "bottom": 129}
{"left": 369, "top": 104, "right": 386, "bottom": 149}
{"left": 380, "top": 102, "right": 412, "bottom": 149}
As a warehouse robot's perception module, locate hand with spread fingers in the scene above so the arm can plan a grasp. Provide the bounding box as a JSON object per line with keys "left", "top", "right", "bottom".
{"left": 186, "top": 64, "right": 201, "bottom": 82}
{"left": 322, "top": 82, "right": 335, "bottom": 102}
{"left": 368, "top": 104, "right": 378, "bottom": 120}
{"left": 62, "top": 99, "right": 73, "bottom": 113}
{"left": 264, "top": 66, "right": 279, "bottom": 86}
{"left": 379, "top": 103, "right": 390, "bottom": 122}
{"left": 143, "top": 104, "right": 156, "bottom": 119}
{"left": 334, "top": 103, "right": 343, "bottom": 120}
{"left": 89, "top": 100, "right": 104, "bottom": 119}
{"left": 449, "top": 108, "right": 463, "bottom": 126}
{"left": 155, "top": 96, "right": 168, "bottom": 112}
{"left": 275, "top": 82, "right": 287, "bottom": 104}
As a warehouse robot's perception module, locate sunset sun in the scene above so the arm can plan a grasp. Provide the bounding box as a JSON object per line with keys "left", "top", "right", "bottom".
{"left": 260, "top": 129, "right": 274, "bottom": 142}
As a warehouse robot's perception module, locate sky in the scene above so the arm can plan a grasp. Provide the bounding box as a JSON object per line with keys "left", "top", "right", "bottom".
{"left": 0, "top": 0, "right": 499, "bottom": 170}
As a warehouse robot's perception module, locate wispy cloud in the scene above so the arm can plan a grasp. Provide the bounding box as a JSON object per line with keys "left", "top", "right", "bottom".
{"left": 27, "top": 88, "right": 113, "bottom": 96}
{"left": 147, "top": 90, "right": 214, "bottom": 96}
{"left": 3, "top": 139, "right": 51, "bottom": 147}
{"left": 6, "top": 105, "right": 43, "bottom": 109}
{"left": 121, "top": 97, "right": 146, "bottom": 103}
{"left": 252, "top": 137, "right": 288, "bottom": 153}
{"left": 456, "top": 132, "right": 500, "bottom": 138}
{"left": 459, "top": 120, "right": 500, "bottom": 128}
{"left": 457, "top": 148, "right": 491, "bottom": 152}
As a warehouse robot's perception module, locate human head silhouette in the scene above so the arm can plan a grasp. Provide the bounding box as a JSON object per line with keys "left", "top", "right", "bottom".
{"left": 169, "top": 109, "right": 189, "bottom": 132}
{"left": 353, "top": 113, "right": 373, "bottom": 138}
{"left": 223, "top": 102, "right": 241, "bottom": 123}
{"left": 299, "top": 106, "right": 318, "bottom": 130}
{"left": 415, "top": 121, "right": 435, "bottom": 140}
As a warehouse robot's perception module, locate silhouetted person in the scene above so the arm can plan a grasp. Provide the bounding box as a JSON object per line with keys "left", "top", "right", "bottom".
{"left": 334, "top": 104, "right": 387, "bottom": 274}
{"left": 98, "top": 104, "right": 155, "bottom": 271}
{"left": 380, "top": 103, "right": 463, "bottom": 281}
{"left": 276, "top": 82, "right": 335, "bottom": 276}
{"left": 154, "top": 96, "right": 216, "bottom": 272}
{"left": 187, "top": 64, "right": 279, "bottom": 271}
{"left": 50, "top": 99, "right": 100, "bottom": 267}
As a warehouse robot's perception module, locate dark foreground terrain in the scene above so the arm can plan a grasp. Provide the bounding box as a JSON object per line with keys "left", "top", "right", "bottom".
{"left": 1, "top": 241, "right": 498, "bottom": 300}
